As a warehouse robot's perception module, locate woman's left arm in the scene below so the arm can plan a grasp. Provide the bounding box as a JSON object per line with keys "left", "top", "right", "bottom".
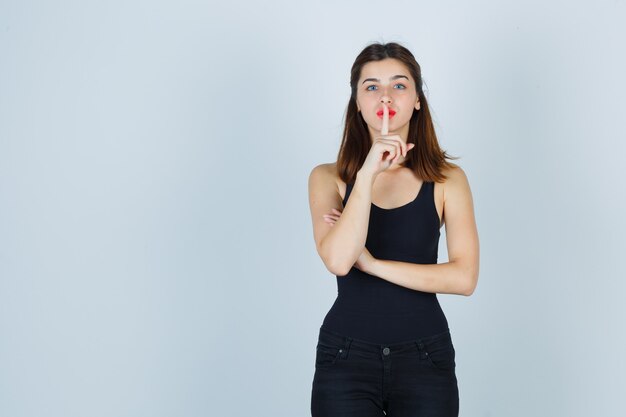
{"left": 323, "top": 166, "right": 480, "bottom": 295}
{"left": 364, "top": 166, "right": 480, "bottom": 296}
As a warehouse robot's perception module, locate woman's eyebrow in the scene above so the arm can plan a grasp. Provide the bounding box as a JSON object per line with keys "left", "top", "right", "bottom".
{"left": 361, "top": 75, "right": 409, "bottom": 85}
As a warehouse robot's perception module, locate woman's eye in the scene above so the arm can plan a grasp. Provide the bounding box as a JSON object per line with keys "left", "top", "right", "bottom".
{"left": 365, "top": 84, "right": 406, "bottom": 91}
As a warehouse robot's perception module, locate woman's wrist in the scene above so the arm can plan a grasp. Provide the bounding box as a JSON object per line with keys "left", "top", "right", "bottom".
{"left": 356, "top": 169, "right": 376, "bottom": 185}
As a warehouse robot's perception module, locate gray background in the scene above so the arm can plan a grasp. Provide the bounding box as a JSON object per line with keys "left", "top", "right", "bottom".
{"left": 1, "top": 0, "right": 625, "bottom": 416}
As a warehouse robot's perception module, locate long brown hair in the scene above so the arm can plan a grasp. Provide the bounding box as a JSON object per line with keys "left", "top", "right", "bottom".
{"left": 337, "top": 41, "right": 459, "bottom": 184}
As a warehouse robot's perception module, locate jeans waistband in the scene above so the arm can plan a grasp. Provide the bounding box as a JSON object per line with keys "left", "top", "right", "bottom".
{"left": 318, "top": 325, "right": 452, "bottom": 356}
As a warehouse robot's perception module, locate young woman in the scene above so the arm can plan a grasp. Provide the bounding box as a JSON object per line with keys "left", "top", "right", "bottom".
{"left": 308, "top": 42, "right": 480, "bottom": 416}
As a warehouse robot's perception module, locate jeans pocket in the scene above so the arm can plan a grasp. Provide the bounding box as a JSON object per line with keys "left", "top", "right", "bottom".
{"left": 423, "top": 336, "right": 456, "bottom": 371}
{"left": 315, "top": 344, "right": 342, "bottom": 368}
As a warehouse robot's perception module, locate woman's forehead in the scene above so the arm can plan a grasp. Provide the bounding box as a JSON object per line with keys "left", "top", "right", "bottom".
{"left": 360, "top": 59, "right": 411, "bottom": 81}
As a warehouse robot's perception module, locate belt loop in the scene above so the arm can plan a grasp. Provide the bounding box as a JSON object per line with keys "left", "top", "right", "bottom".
{"left": 342, "top": 337, "right": 353, "bottom": 359}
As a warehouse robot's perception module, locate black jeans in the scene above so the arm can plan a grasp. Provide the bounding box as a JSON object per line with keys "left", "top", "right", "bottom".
{"left": 311, "top": 325, "right": 459, "bottom": 417}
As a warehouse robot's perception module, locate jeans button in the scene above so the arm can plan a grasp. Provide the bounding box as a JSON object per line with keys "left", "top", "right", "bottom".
{"left": 382, "top": 347, "right": 390, "bottom": 355}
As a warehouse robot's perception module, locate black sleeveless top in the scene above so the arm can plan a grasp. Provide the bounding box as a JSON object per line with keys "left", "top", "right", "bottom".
{"left": 320, "top": 180, "right": 450, "bottom": 344}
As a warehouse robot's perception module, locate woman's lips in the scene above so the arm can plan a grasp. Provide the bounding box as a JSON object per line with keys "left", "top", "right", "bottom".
{"left": 377, "top": 111, "right": 395, "bottom": 119}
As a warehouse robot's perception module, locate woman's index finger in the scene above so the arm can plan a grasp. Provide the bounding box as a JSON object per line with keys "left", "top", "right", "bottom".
{"left": 381, "top": 103, "right": 389, "bottom": 136}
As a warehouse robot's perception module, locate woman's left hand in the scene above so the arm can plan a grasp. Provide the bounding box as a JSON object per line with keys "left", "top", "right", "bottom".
{"left": 322, "top": 208, "right": 376, "bottom": 274}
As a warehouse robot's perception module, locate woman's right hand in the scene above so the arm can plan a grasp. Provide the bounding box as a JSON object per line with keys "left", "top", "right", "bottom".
{"left": 358, "top": 103, "right": 415, "bottom": 178}
{"left": 360, "top": 134, "right": 415, "bottom": 178}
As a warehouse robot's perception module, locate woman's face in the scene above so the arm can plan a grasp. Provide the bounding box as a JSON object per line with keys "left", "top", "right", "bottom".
{"left": 355, "top": 58, "right": 420, "bottom": 142}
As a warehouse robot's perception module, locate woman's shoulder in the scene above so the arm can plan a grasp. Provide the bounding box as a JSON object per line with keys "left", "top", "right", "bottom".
{"left": 309, "top": 162, "right": 347, "bottom": 199}
{"left": 310, "top": 162, "right": 342, "bottom": 183}
{"left": 438, "top": 162, "right": 467, "bottom": 184}
{"left": 439, "top": 162, "right": 472, "bottom": 199}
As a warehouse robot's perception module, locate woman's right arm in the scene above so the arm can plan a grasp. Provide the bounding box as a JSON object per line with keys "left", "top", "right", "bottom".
{"left": 308, "top": 164, "right": 374, "bottom": 276}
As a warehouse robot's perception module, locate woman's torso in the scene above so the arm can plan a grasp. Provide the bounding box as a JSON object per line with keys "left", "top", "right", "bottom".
{"left": 320, "top": 166, "right": 450, "bottom": 344}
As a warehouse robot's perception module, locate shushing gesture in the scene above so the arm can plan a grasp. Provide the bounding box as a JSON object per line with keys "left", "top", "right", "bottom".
{"left": 359, "top": 102, "right": 415, "bottom": 178}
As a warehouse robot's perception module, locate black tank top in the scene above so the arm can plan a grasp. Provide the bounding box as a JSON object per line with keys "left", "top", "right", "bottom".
{"left": 320, "top": 180, "right": 450, "bottom": 344}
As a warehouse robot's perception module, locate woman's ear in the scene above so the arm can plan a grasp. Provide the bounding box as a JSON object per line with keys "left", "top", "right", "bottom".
{"left": 415, "top": 99, "right": 421, "bottom": 111}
